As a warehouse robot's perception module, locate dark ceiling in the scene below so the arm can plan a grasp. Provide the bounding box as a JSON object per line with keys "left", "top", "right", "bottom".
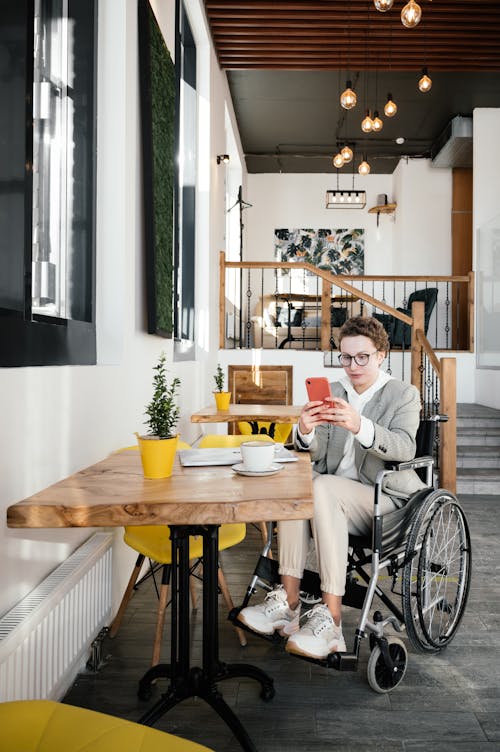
{"left": 203, "top": 1, "right": 500, "bottom": 174}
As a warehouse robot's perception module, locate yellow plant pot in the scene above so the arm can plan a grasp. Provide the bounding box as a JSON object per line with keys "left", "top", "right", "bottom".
{"left": 136, "top": 434, "right": 177, "bottom": 479}
{"left": 214, "top": 391, "right": 231, "bottom": 410}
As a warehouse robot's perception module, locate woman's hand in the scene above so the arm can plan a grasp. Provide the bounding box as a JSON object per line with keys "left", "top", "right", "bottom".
{"left": 300, "top": 397, "right": 361, "bottom": 435}
{"left": 298, "top": 400, "right": 334, "bottom": 434}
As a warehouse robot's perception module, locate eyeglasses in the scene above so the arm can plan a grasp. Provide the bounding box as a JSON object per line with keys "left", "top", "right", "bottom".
{"left": 338, "top": 351, "right": 379, "bottom": 367}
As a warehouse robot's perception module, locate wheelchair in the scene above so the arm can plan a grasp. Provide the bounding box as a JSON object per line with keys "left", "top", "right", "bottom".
{"left": 229, "top": 415, "right": 472, "bottom": 693}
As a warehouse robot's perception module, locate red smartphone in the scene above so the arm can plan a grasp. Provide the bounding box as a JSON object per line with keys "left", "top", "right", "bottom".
{"left": 305, "top": 377, "right": 333, "bottom": 404}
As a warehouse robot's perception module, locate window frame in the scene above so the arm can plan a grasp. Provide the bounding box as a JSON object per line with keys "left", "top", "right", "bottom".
{"left": 0, "top": 0, "right": 97, "bottom": 367}
{"left": 173, "top": 0, "right": 196, "bottom": 360}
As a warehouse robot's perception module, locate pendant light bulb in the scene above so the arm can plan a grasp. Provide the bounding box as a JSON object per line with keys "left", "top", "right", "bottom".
{"left": 340, "top": 144, "right": 353, "bottom": 163}
{"left": 372, "top": 111, "right": 383, "bottom": 132}
{"left": 361, "top": 110, "right": 373, "bottom": 133}
{"left": 374, "top": 0, "right": 394, "bottom": 10}
{"left": 401, "top": 0, "right": 422, "bottom": 28}
{"left": 340, "top": 81, "right": 357, "bottom": 110}
{"left": 332, "top": 152, "right": 345, "bottom": 169}
{"left": 384, "top": 93, "right": 397, "bottom": 117}
{"left": 418, "top": 67, "right": 432, "bottom": 92}
{"left": 358, "top": 158, "right": 371, "bottom": 176}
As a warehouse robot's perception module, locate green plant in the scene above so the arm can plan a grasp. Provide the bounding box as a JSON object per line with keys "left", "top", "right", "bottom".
{"left": 144, "top": 352, "right": 180, "bottom": 438}
{"left": 213, "top": 363, "right": 225, "bottom": 392}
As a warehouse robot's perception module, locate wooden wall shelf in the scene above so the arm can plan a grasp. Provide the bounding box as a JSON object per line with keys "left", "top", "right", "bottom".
{"left": 368, "top": 202, "right": 397, "bottom": 226}
{"left": 368, "top": 202, "right": 397, "bottom": 215}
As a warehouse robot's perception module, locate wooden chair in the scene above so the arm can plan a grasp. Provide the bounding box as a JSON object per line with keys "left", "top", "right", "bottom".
{"left": 109, "top": 440, "right": 247, "bottom": 665}
{"left": 0, "top": 700, "right": 214, "bottom": 751}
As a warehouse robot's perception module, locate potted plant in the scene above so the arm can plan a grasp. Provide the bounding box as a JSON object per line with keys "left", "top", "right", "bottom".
{"left": 136, "top": 352, "right": 181, "bottom": 479}
{"left": 213, "top": 363, "right": 231, "bottom": 410}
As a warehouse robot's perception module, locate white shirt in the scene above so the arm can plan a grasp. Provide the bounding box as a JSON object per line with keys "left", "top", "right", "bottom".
{"left": 297, "top": 370, "right": 393, "bottom": 481}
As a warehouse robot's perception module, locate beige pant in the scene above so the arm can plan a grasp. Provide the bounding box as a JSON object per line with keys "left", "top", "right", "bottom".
{"left": 277, "top": 473, "right": 396, "bottom": 596}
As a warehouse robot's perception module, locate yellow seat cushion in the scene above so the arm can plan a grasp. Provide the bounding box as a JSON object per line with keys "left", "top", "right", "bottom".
{"left": 123, "top": 522, "right": 245, "bottom": 561}
{"left": 0, "top": 700, "right": 214, "bottom": 751}
{"left": 198, "top": 433, "right": 273, "bottom": 448}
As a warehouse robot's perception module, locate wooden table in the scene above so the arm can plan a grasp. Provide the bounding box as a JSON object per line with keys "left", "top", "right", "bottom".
{"left": 7, "top": 451, "right": 313, "bottom": 752}
{"left": 276, "top": 293, "right": 358, "bottom": 349}
{"left": 191, "top": 402, "right": 302, "bottom": 427}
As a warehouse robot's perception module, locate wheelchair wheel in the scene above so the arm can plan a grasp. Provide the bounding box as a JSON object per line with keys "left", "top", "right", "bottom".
{"left": 367, "top": 637, "right": 407, "bottom": 693}
{"left": 402, "top": 489, "right": 471, "bottom": 654}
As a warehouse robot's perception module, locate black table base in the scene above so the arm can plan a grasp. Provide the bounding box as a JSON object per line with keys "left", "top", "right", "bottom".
{"left": 138, "top": 525, "right": 274, "bottom": 752}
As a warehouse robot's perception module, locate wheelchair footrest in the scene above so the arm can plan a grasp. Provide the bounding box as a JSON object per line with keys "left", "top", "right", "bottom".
{"left": 326, "top": 652, "right": 359, "bottom": 671}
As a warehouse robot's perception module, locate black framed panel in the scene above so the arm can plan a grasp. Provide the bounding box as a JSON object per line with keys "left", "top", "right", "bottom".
{"left": 138, "top": 0, "right": 176, "bottom": 337}
{"left": 0, "top": 0, "right": 97, "bottom": 367}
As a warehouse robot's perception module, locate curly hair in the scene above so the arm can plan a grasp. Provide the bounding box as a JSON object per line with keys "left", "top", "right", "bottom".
{"left": 338, "top": 316, "right": 390, "bottom": 353}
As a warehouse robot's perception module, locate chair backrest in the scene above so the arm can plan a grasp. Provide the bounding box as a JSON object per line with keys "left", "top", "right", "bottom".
{"left": 237, "top": 420, "right": 292, "bottom": 443}
{"left": 407, "top": 287, "right": 438, "bottom": 332}
{"left": 199, "top": 433, "right": 273, "bottom": 448}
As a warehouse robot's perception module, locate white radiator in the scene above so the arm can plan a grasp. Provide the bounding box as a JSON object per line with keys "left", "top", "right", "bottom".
{"left": 0, "top": 532, "right": 113, "bottom": 702}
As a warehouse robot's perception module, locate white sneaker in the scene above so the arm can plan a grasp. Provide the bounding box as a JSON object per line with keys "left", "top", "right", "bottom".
{"left": 286, "top": 603, "right": 346, "bottom": 659}
{"left": 238, "top": 585, "right": 300, "bottom": 636}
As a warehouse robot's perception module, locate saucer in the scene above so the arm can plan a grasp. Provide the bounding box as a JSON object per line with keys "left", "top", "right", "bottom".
{"left": 231, "top": 462, "right": 284, "bottom": 477}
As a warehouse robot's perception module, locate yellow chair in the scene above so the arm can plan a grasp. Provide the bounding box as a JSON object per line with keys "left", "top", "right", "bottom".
{"left": 198, "top": 433, "right": 274, "bottom": 448}
{"left": 237, "top": 420, "right": 293, "bottom": 444}
{"left": 109, "top": 440, "right": 247, "bottom": 665}
{"left": 0, "top": 700, "right": 213, "bottom": 751}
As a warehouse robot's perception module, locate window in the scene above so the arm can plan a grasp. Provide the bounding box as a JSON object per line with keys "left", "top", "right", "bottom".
{"left": 174, "top": 2, "right": 196, "bottom": 358}
{"left": 0, "top": 0, "right": 96, "bottom": 366}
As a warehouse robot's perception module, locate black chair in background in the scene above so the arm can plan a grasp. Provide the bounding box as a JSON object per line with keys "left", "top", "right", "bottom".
{"left": 374, "top": 287, "right": 438, "bottom": 347}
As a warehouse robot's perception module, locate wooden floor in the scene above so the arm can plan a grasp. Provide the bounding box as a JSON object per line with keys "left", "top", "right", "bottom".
{"left": 64, "top": 494, "right": 500, "bottom": 752}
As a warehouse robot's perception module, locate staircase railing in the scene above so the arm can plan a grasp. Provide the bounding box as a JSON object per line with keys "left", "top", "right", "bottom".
{"left": 219, "top": 251, "right": 465, "bottom": 490}
{"left": 415, "top": 326, "right": 457, "bottom": 493}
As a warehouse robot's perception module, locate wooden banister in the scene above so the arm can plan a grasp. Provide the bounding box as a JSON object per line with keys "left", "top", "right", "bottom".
{"left": 411, "top": 301, "right": 425, "bottom": 391}
{"left": 440, "top": 358, "right": 457, "bottom": 494}
{"left": 415, "top": 329, "right": 457, "bottom": 492}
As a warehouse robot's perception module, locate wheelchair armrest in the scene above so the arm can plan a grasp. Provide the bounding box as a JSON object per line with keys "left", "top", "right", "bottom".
{"left": 385, "top": 455, "right": 434, "bottom": 473}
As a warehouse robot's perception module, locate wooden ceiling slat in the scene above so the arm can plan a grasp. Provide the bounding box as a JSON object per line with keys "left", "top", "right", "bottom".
{"left": 204, "top": 0, "right": 500, "bottom": 73}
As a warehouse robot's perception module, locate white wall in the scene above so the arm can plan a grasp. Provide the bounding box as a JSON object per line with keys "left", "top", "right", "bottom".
{"left": 245, "top": 162, "right": 452, "bottom": 278}
{"left": 393, "top": 159, "right": 452, "bottom": 275}
{"left": 0, "top": 0, "right": 238, "bottom": 621}
{"left": 473, "top": 108, "right": 500, "bottom": 408}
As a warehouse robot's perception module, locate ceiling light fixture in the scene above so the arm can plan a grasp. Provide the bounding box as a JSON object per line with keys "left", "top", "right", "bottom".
{"left": 384, "top": 93, "right": 397, "bottom": 117}
{"left": 372, "top": 111, "right": 383, "bottom": 132}
{"left": 418, "top": 67, "right": 432, "bottom": 92}
{"left": 373, "top": 0, "right": 394, "bottom": 11}
{"left": 358, "top": 157, "right": 371, "bottom": 176}
{"left": 216, "top": 154, "right": 230, "bottom": 164}
{"left": 361, "top": 109, "right": 373, "bottom": 133}
{"left": 401, "top": 0, "right": 422, "bottom": 28}
{"left": 396, "top": 136, "right": 405, "bottom": 144}
{"left": 340, "top": 81, "right": 357, "bottom": 110}
{"left": 326, "top": 189, "right": 367, "bottom": 209}
{"left": 340, "top": 144, "right": 354, "bottom": 163}
{"left": 332, "top": 152, "right": 345, "bottom": 169}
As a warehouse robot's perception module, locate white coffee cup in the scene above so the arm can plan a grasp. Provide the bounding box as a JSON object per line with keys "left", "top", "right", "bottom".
{"left": 240, "top": 441, "right": 275, "bottom": 472}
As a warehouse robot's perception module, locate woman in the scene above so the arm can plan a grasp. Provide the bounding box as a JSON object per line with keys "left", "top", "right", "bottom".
{"left": 239, "top": 316, "right": 424, "bottom": 659}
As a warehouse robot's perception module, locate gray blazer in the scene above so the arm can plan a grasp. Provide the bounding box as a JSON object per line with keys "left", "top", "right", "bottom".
{"left": 296, "top": 379, "right": 425, "bottom": 501}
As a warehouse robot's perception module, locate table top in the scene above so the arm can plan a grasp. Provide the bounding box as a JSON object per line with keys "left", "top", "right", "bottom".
{"left": 191, "top": 403, "right": 303, "bottom": 424}
{"left": 7, "top": 451, "right": 313, "bottom": 529}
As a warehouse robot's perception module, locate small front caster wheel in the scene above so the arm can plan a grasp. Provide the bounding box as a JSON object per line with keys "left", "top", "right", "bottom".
{"left": 367, "top": 637, "right": 408, "bottom": 693}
